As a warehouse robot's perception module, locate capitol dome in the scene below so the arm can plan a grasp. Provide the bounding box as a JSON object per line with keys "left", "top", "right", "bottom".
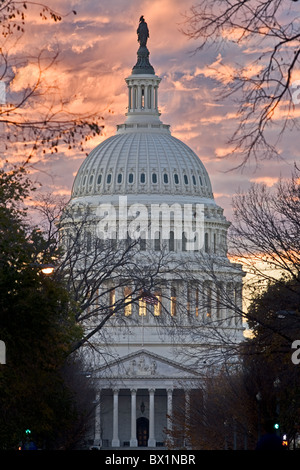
{"left": 71, "top": 130, "right": 213, "bottom": 200}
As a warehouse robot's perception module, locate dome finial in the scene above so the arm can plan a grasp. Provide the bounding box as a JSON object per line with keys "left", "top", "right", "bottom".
{"left": 132, "top": 16, "right": 154, "bottom": 74}
{"left": 137, "top": 15, "right": 149, "bottom": 47}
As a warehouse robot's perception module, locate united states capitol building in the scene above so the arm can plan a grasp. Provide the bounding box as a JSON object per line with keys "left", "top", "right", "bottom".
{"left": 63, "top": 17, "right": 245, "bottom": 449}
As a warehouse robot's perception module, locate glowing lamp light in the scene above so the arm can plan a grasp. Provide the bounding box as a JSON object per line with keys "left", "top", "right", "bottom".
{"left": 41, "top": 264, "right": 55, "bottom": 275}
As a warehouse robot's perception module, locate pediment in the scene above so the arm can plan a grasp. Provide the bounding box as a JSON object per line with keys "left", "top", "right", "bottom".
{"left": 93, "top": 349, "right": 200, "bottom": 380}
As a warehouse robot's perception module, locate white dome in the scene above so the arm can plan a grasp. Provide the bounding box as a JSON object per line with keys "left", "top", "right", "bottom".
{"left": 71, "top": 128, "right": 213, "bottom": 200}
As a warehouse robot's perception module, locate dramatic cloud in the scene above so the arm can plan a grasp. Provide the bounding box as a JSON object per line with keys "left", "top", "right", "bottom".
{"left": 4, "top": 0, "right": 299, "bottom": 220}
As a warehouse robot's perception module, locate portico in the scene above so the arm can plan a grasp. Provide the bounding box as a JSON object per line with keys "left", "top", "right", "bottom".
{"left": 91, "top": 350, "right": 201, "bottom": 449}
{"left": 94, "top": 387, "right": 193, "bottom": 448}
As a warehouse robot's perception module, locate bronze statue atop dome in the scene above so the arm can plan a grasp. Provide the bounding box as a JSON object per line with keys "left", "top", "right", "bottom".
{"left": 137, "top": 15, "right": 149, "bottom": 47}
{"left": 132, "top": 16, "right": 154, "bottom": 75}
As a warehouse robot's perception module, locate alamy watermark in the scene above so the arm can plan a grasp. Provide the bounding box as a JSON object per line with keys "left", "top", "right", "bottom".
{"left": 0, "top": 340, "right": 6, "bottom": 364}
{"left": 95, "top": 196, "right": 205, "bottom": 251}
{"left": 291, "top": 340, "right": 300, "bottom": 365}
{"left": 0, "top": 81, "right": 6, "bottom": 105}
{"left": 291, "top": 80, "right": 300, "bottom": 105}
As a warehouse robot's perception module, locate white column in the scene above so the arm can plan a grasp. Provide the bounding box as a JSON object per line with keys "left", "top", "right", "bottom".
{"left": 137, "top": 85, "right": 142, "bottom": 111}
{"left": 130, "top": 389, "right": 138, "bottom": 447}
{"left": 151, "top": 85, "right": 155, "bottom": 112}
{"left": 167, "top": 388, "right": 173, "bottom": 445}
{"left": 148, "top": 388, "right": 156, "bottom": 447}
{"left": 128, "top": 86, "right": 132, "bottom": 111}
{"left": 112, "top": 389, "right": 120, "bottom": 447}
{"left": 94, "top": 391, "right": 102, "bottom": 447}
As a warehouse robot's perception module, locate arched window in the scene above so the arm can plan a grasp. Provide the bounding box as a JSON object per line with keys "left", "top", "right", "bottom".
{"left": 163, "top": 173, "right": 169, "bottom": 184}
{"left": 184, "top": 174, "right": 188, "bottom": 185}
{"left": 89, "top": 174, "right": 94, "bottom": 185}
{"left": 152, "top": 173, "right": 157, "bottom": 184}
{"left": 117, "top": 173, "right": 122, "bottom": 184}
{"left": 128, "top": 173, "right": 134, "bottom": 184}
{"left": 140, "top": 172, "right": 146, "bottom": 184}
{"left": 174, "top": 174, "right": 179, "bottom": 185}
{"left": 192, "top": 175, "right": 196, "bottom": 185}
{"left": 97, "top": 174, "right": 102, "bottom": 185}
{"left": 107, "top": 173, "right": 112, "bottom": 184}
{"left": 199, "top": 175, "right": 203, "bottom": 186}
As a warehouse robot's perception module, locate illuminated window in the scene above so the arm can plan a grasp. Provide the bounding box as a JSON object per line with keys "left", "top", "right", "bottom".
{"left": 195, "top": 287, "right": 199, "bottom": 317}
{"left": 154, "top": 291, "right": 161, "bottom": 316}
{"left": 139, "top": 298, "right": 147, "bottom": 316}
{"left": 124, "top": 287, "right": 132, "bottom": 316}
{"left": 171, "top": 287, "right": 176, "bottom": 316}
{"left": 110, "top": 288, "right": 115, "bottom": 314}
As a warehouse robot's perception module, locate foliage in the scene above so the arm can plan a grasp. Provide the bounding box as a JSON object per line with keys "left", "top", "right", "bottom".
{"left": 0, "top": 165, "right": 84, "bottom": 449}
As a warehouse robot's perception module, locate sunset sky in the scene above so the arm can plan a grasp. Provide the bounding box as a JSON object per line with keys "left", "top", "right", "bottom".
{"left": 6, "top": 0, "right": 300, "bottom": 221}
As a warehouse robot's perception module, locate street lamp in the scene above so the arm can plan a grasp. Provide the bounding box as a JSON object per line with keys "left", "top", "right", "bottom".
{"left": 40, "top": 264, "right": 55, "bottom": 275}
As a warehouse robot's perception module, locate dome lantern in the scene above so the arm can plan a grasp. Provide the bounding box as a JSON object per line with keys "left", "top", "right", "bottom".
{"left": 121, "top": 16, "right": 163, "bottom": 128}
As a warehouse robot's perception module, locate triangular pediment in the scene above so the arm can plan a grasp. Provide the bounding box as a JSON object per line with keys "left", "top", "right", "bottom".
{"left": 93, "top": 349, "right": 201, "bottom": 381}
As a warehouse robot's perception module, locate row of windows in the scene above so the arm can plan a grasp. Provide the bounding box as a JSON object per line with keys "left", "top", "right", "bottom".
{"left": 108, "top": 285, "right": 240, "bottom": 322}
{"left": 81, "top": 171, "right": 206, "bottom": 188}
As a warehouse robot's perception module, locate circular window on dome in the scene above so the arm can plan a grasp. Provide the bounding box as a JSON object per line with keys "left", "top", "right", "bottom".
{"left": 140, "top": 173, "right": 146, "bottom": 184}
{"left": 117, "top": 173, "right": 123, "bottom": 184}
{"left": 107, "top": 173, "right": 112, "bottom": 184}
{"left": 184, "top": 174, "right": 189, "bottom": 185}
{"left": 174, "top": 173, "right": 179, "bottom": 185}
{"left": 163, "top": 173, "right": 169, "bottom": 184}
{"left": 97, "top": 174, "right": 102, "bottom": 185}
{"left": 128, "top": 173, "right": 134, "bottom": 184}
{"left": 152, "top": 173, "right": 158, "bottom": 184}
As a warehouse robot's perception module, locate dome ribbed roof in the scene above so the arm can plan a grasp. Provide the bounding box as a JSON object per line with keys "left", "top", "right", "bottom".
{"left": 71, "top": 129, "right": 213, "bottom": 199}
